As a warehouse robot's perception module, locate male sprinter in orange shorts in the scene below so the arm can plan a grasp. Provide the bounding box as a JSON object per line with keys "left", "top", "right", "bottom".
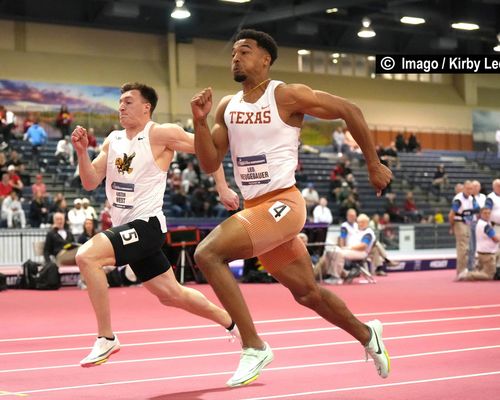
{"left": 191, "top": 29, "right": 393, "bottom": 387}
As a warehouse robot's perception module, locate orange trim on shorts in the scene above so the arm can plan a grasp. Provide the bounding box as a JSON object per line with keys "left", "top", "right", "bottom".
{"left": 243, "top": 186, "right": 298, "bottom": 209}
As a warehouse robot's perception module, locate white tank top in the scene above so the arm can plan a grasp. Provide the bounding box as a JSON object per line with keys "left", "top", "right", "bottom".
{"left": 105, "top": 121, "right": 168, "bottom": 232}
{"left": 224, "top": 80, "right": 300, "bottom": 200}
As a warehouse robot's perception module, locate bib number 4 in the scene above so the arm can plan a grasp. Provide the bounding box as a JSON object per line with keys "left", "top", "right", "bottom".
{"left": 268, "top": 201, "right": 291, "bottom": 222}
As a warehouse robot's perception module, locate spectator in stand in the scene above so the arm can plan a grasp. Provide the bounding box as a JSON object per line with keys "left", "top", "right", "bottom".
{"left": 380, "top": 212, "right": 398, "bottom": 248}
{"left": 431, "top": 164, "right": 448, "bottom": 197}
{"left": 29, "top": 189, "right": 49, "bottom": 228}
{"left": 6, "top": 150, "right": 24, "bottom": 170}
{"left": 43, "top": 212, "right": 75, "bottom": 263}
{"left": 81, "top": 197, "right": 98, "bottom": 221}
{"left": 301, "top": 182, "right": 320, "bottom": 220}
{"left": 170, "top": 187, "right": 190, "bottom": 218}
{"left": 86, "top": 128, "right": 99, "bottom": 160}
{"left": 181, "top": 160, "right": 199, "bottom": 194}
{"left": 340, "top": 192, "right": 361, "bottom": 217}
{"left": 56, "top": 104, "right": 73, "bottom": 139}
{"left": 395, "top": 133, "right": 406, "bottom": 153}
{"left": 0, "top": 152, "right": 7, "bottom": 174}
{"left": 0, "top": 172, "right": 12, "bottom": 203}
{"left": 384, "top": 192, "right": 405, "bottom": 223}
{"left": 404, "top": 191, "right": 422, "bottom": 222}
{"left": 190, "top": 185, "right": 209, "bottom": 217}
{"left": 168, "top": 167, "right": 182, "bottom": 191}
{"left": 332, "top": 127, "right": 347, "bottom": 156}
{"left": 6, "top": 165, "right": 23, "bottom": 197}
{"left": 1, "top": 191, "right": 26, "bottom": 228}
{"left": 31, "top": 174, "right": 48, "bottom": 199}
{"left": 67, "top": 198, "right": 86, "bottom": 236}
{"left": 406, "top": 133, "right": 420, "bottom": 153}
{"left": 0, "top": 105, "right": 16, "bottom": 149}
{"left": 382, "top": 141, "right": 399, "bottom": 170}
{"left": 23, "top": 112, "right": 35, "bottom": 133}
{"left": 55, "top": 136, "right": 74, "bottom": 166}
{"left": 78, "top": 218, "right": 98, "bottom": 244}
{"left": 434, "top": 209, "right": 445, "bottom": 224}
{"left": 24, "top": 119, "right": 48, "bottom": 168}
{"left": 99, "top": 199, "right": 112, "bottom": 231}
{"left": 458, "top": 208, "right": 499, "bottom": 281}
{"left": 313, "top": 197, "right": 333, "bottom": 224}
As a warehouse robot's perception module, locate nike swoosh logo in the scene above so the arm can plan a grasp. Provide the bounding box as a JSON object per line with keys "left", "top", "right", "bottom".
{"left": 373, "top": 329, "right": 382, "bottom": 354}
{"left": 261, "top": 104, "right": 270, "bottom": 109}
{"left": 138, "top": 137, "right": 145, "bottom": 140}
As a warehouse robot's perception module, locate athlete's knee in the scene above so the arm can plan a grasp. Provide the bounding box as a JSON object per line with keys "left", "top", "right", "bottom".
{"left": 193, "top": 241, "right": 219, "bottom": 270}
{"left": 156, "top": 284, "right": 184, "bottom": 307}
{"left": 292, "top": 285, "right": 322, "bottom": 309}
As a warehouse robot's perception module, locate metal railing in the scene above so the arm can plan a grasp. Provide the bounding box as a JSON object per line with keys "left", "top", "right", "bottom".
{"left": 0, "top": 229, "right": 47, "bottom": 265}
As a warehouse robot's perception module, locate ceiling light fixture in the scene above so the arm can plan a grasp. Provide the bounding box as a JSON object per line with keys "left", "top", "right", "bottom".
{"left": 494, "top": 34, "right": 500, "bottom": 52}
{"left": 220, "top": 0, "right": 251, "bottom": 3}
{"left": 400, "top": 16, "right": 425, "bottom": 25}
{"left": 171, "top": 0, "right": 191, "bottom": 19}
{"left": 358, "top": 17, "right": 376, "bottom": 38}
{"left": 326, "top": 8, "right": 338, "bottom": 14}
{"left": 298, "top": 49, "right": 311, "bottom": 55}
{"left": 451, "top": 22, "right": 479, "bottom": 31}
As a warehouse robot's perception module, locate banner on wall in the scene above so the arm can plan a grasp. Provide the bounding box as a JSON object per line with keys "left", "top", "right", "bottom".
{"left": 472, "top": 109, "right": 500, "bottom": 152}
{"left": 0, "top": 79, "right": 120, "bottom": 137}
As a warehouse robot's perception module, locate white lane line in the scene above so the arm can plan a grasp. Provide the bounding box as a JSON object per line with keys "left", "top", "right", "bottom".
{"left": 1, "top": 303, "right": 500, "bottom": 343}
{"left": 1, "top": 328, "right": 499, "bottom": 372}
{"left": 1, "top": 346, "right": 499, "bottom": 396}
{"left": 2, "top": 313, "right": 500, "bottom": 357}
{"left": 242, "top": 371, "right": 500, "bottom": 400}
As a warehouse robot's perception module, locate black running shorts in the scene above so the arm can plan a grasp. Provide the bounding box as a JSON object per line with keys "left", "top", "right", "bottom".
{"left": 102, "top": 216, "right": 171, "bottom": 282}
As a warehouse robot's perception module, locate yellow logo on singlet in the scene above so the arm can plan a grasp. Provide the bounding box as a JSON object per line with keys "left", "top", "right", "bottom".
{"left": 115, "top": 152, "right": 136, "bottom": 174}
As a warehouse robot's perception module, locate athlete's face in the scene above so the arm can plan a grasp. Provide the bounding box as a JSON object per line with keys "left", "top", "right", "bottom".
{"left": 118, "top": 90, "right": 151, "bottom": 128}
{"left": 231, "top": 39, "right": 270, "bottom": 82}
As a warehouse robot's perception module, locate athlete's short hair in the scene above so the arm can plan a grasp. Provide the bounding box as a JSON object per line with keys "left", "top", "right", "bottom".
{"left": 121, "top": 82, "right": 158, "bottom": 115}
{"left": 234, "top": 29, "right": 278, "bottom": 65}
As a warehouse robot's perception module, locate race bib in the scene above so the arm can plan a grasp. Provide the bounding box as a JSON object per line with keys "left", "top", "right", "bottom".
{"left": 111, "top": 181, "right": 135, "bottom": 209}
{"left": 237, "top": 155, "right": 271, "bottom": 186}
{"left": 268, "top": 201, "right": 291, "bottom": 222}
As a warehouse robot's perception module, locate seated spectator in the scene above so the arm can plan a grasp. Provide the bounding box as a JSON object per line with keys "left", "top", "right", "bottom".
{"left": 24, "top": 119, "right": 47, "bottom": 167}
{"left": 0, "top": 172, "right": 13, "bottom": 203}
{"left": 6, "top": 150, "right": 24, "bottom": 170}
{"left": 99, "top": 199, "right": 112, "bottom": 231}
{"left": 86, "top": 128, "right": 98, "bottom": 159}
{"left": 332, "top": 127, "right": 347, "bottom": 156}
{"left": 312, "top": 197, "right": 333, "bottom": 224}
{"left": 301, "top": 182, "right": 319, "bottom": 219}
{"left": 0, "top": 152, "right": 7, "bottom": 174}
{"left": 81, "top": 197, "right": 97, "bottom": 221}
{"left": 407, "top": 133, "right": 421, "bottom": 153}
{"left": 43, "top": 212, "right": 75, "bottom": 264}
{"left": 29, "top": 189, "right": 49, "bottom": 228}
{"left": 381, "top": 141, "right": 399, "bottom": 170}
{"left": 434, "top": 208, "right": 445, "bottom": 224}
{"left": 31, "top": 174, "right": 48, "bottom": 198}
{"left": 170, "top": 187, "right": 190, "bottom": 218}
{"left": 181, "top": 161, "right": 199, "bottom": 194}
{"left": 404, "top": 191, "right": 422, "bottom": 222}
{"left": 384, "top": 193, "right": 405, "bottom": 223}
{"left": 78, "top": 218, "right": 97, "bottom": 244}
{"left": 379, "top": 213, "right": 398, "bottom": 248}
{"left": 1, "top": 191, "right": 26, "bottom": 228}
{"left": 6, "top": 165, "right": 23, "bottom": 197}
{"left": 0, "top": 105, "right": 16, "bottom": 149}
{"left": 190, "top": 185, "right": 209, "bottom": 217}
{"left": 168, "top": 167, "right": 182, "bottom": 191}
{"left": 67, "top": 198, "right": 86, "bottom": 235}
{"left": 55, "top": 104, "right": 73, "bottom": 139}
{"left": 458, "top": 208, "right": 498, "bottom": 281}
{"left": 431, "top": 164, "right": 448, "bottom": 197}
{"left": 339, "top": 192, "right": 361, "bottom": 217}
{"left": 55, "top": 136, "right": 74, "bottom": 166}
{"left": 395, "top": 133, "right": 407, "bottom": 152}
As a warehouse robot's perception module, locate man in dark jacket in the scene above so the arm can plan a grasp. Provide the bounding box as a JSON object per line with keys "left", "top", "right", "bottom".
{"left": 43, "top": 212, "right": 75, "bottom": 263}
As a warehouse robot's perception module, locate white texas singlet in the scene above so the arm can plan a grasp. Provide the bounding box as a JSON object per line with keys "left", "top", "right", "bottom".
{"left": 105, "top": 121, "right": 168, "bottom": 232}
{"left": 224, "top": 80, "right": 301, "bottom": 200}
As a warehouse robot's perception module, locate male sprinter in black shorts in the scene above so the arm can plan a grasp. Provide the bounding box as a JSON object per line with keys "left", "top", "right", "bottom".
{"left": 72, "top": 82, "right": 239, "bottom": 367}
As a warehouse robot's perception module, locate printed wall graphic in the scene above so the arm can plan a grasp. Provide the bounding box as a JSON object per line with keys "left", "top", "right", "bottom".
{"left": 301, "top": 115, "right": 344, "bottom": 146}
{"left": 0, "top": 79, "right": 120, "bottom": 137}
{"left": 472, "top": 109, "right": 500, "bottom": 152}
